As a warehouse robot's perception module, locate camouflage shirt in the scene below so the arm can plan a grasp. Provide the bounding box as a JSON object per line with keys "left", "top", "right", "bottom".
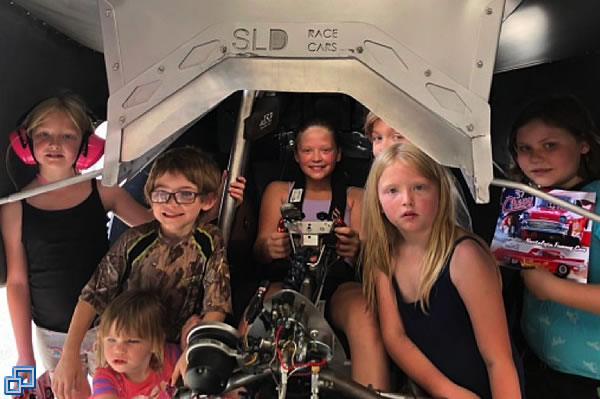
{"left": 80, "top": 220, "right": 231, "bottom": 341}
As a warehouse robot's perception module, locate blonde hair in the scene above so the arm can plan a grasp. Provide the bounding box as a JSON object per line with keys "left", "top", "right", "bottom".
{"left": 96, "top": 290, "right": 166, "bottom": 371}
{"left": 22, "top": 94, "right": 94, "bottom": 139}
{"left": 144, "top": 146, "right": 221, "bottom": 205}
{"left": 361, "top": 143, "right": 463, "bottom": 312}
{"left": 364, "top": 111, "right": 381, "bottom": 141}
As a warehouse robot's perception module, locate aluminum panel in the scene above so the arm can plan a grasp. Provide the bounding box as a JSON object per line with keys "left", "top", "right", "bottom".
{"left": 99, "top": 0, "right": 505, "bottom": 202}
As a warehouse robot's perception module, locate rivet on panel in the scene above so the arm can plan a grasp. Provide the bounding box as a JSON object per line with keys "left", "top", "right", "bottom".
{"left": 466, "top": 124, "right": 475, "bottom": 132}
{"left": 356, "top": 46, "right": 364, "bottom": 54}
{"left": 112, "top": 63, "right": 120, "bottom": 71}
{"left": 485, "top": 7, "right": 493, "bottom": 15}
{"left": 119, "top": 116, "right": 126, "bottom": 124}
{"left": 476, "top": 60, "right": 484, "bottom": 68}
{"left": 105, "top": 9, "right": 112, "bottom": 17}
{"left": 220, "top": 45, "right": 227, "bottom": 53}
{"left": 424, "top": 69, "right": 432, "bottom": 77}
{"left": 158, "top": 65, "right": 165, "bottom": 73}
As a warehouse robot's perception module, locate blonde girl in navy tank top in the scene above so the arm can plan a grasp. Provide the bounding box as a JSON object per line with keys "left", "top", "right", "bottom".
{"left": 360, "top": 143, "right": 522, "bottom": 399}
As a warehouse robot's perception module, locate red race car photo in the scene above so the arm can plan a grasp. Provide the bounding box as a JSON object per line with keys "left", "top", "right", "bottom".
{"left": 494, "top": 246, "right": 585, "bottom": 278}
{"left": 519, "top": 197, "right": 592, "bottom": 247}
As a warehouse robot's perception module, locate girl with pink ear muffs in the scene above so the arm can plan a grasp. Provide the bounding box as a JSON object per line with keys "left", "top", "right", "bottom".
{"left": 1, "top": 93, "right": 154, "bottom": 398}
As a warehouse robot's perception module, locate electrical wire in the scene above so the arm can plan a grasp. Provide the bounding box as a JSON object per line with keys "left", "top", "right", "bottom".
{"left": 275, "top": 325, "right": 327, "bottom": 372}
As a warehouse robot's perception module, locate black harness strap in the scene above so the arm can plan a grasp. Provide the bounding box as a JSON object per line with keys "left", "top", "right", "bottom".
{"left": 287, "top": 173, "right": 347, "bottom": 220}
{"left": 192, "top": 228, "right": 215, "bottom": 262}
{"left": 190, "top": 228, "right": 215, "bottom": 314}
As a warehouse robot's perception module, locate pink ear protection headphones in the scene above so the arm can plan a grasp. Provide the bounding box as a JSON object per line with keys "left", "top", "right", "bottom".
{"left": 8, "top": 118, "right": 105, "bottom": 170}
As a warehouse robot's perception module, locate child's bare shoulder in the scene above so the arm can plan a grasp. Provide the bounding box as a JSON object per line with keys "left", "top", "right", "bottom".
{"left": 261, "top": 180, "right": 290, "bottom": 205}
{"left": 450, "top": 235, "right": 496, "bottom": 280}
{"left": 0, "top": 200, "right": 22, "bottom": 229}
{"left": 265, "top": 180, "right": 289, "bottom": 195}
{"left": 0, "top": 199, "right": 21, "bottom": 213}
{"left": 347, "top": 186, "right": 364, "bottom": 201}
{"left": 116, "top": 220, "right": 159, "bottom": 243}
{"left": 453, "top": 236, "right": 488, "bottom": 259}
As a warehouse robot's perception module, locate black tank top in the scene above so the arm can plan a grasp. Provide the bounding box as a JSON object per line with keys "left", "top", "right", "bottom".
{"left": 22, "top": 179, "right": 109, "bottom": 332}
{"left": 392, "top": 236, "right": 524, "bottom": 399}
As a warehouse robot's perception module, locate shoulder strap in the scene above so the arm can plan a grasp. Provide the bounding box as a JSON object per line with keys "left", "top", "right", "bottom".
{"left": 190, "top": 227, "right": 216, "bottom": 314}
{"left": 391, "top": 275, "right": 403, "bottom": 305}
{"left": 288, "top": 177, "right": 307, "bottom": 214}
{"left": 445, "top": 235, "right": 484, "bottom": 266}
{"left": 330, "top": 172, "right": 347, "bottom": 220}
{"left": 192, "top": 227, "right": 215, "bottom": 263}
{"left": 119, "top": 230, "right": 159, "bottom": 294}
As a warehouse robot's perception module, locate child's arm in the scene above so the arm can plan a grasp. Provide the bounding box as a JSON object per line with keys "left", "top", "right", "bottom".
{"left": 199, "top": 172, "right": 247, "bottom": 223}
{"left": 522, "top": 267, "right": 600, "bottom": 314}
{"left": 375, "top": 271, "right": 479, "bottom": 399}
{"left": 0, "top": 202, "right": 36, "bottom": 368}
{"left": 98, "top": 184, "right": 154, "bottom": 227}
{"left": 91, "top": 367, "right": 120, "bottom": 399}
{"left": 450, "top": 239, "right": 520, "bottom": 399}
{"left": 53, "top": 231, "right": 132, "bottom": 399}
{"left": 201, "top": 227, "right": 232, "bottom": 318}
{"left": 202, "top": 311, "right": 227, "bottom": 322}
{"left": 253, "top": 181, "right": 290, "bottom": 264}
{"left": 52, "top": 300, "right": 97, "bottom": 399}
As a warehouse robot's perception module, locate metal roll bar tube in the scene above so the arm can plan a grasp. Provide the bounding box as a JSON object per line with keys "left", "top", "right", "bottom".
{"left": 319, "top": 369, "right": 432, "bottom": 399}
{"left": 218, "top": 89, "right": 257, "bottom": 244}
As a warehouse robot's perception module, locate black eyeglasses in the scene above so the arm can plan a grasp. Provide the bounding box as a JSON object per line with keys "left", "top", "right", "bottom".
{"left": 150, "top": 190, "right": 202, "bottom": 204}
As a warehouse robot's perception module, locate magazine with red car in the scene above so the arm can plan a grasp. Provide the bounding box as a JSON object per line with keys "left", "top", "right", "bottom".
{"left": 491, "top": 188, "right": 596, "bottom": 283}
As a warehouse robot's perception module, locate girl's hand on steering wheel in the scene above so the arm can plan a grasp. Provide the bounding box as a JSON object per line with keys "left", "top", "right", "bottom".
{"left": 266, "top": 232, "right": 291, "bottom": 260}
{"left": 334, "top": 226, "right": 360, "bottom": 258}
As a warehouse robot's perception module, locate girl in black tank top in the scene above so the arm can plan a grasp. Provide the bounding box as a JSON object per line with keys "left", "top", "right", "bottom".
{"left": 360, "top": 143, "right": 523, "bottom": 399}
{"left": 22, "top": 178, "right": 109, "bottom": 333}
{"left": 0, "top": 94, "right": 153, "bottom": 386}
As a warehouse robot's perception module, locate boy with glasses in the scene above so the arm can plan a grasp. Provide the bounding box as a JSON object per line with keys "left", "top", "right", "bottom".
{"left": 52, "top": 147, "right": 232, "bottom": 399}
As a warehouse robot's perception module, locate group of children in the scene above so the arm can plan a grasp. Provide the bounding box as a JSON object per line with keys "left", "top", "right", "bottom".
{"left": 1, "top": 92, "right": 599, "bottom": 399}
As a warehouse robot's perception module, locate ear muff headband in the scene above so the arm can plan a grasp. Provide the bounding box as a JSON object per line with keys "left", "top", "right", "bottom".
{"left": 9, "top": 126, "right": 105, "bottom": 169}
{"left": 76, "top": 132, "right": 105, "bottom": 169}
{"left": 9, "top": 127, "right": 36, "bottom": 165}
